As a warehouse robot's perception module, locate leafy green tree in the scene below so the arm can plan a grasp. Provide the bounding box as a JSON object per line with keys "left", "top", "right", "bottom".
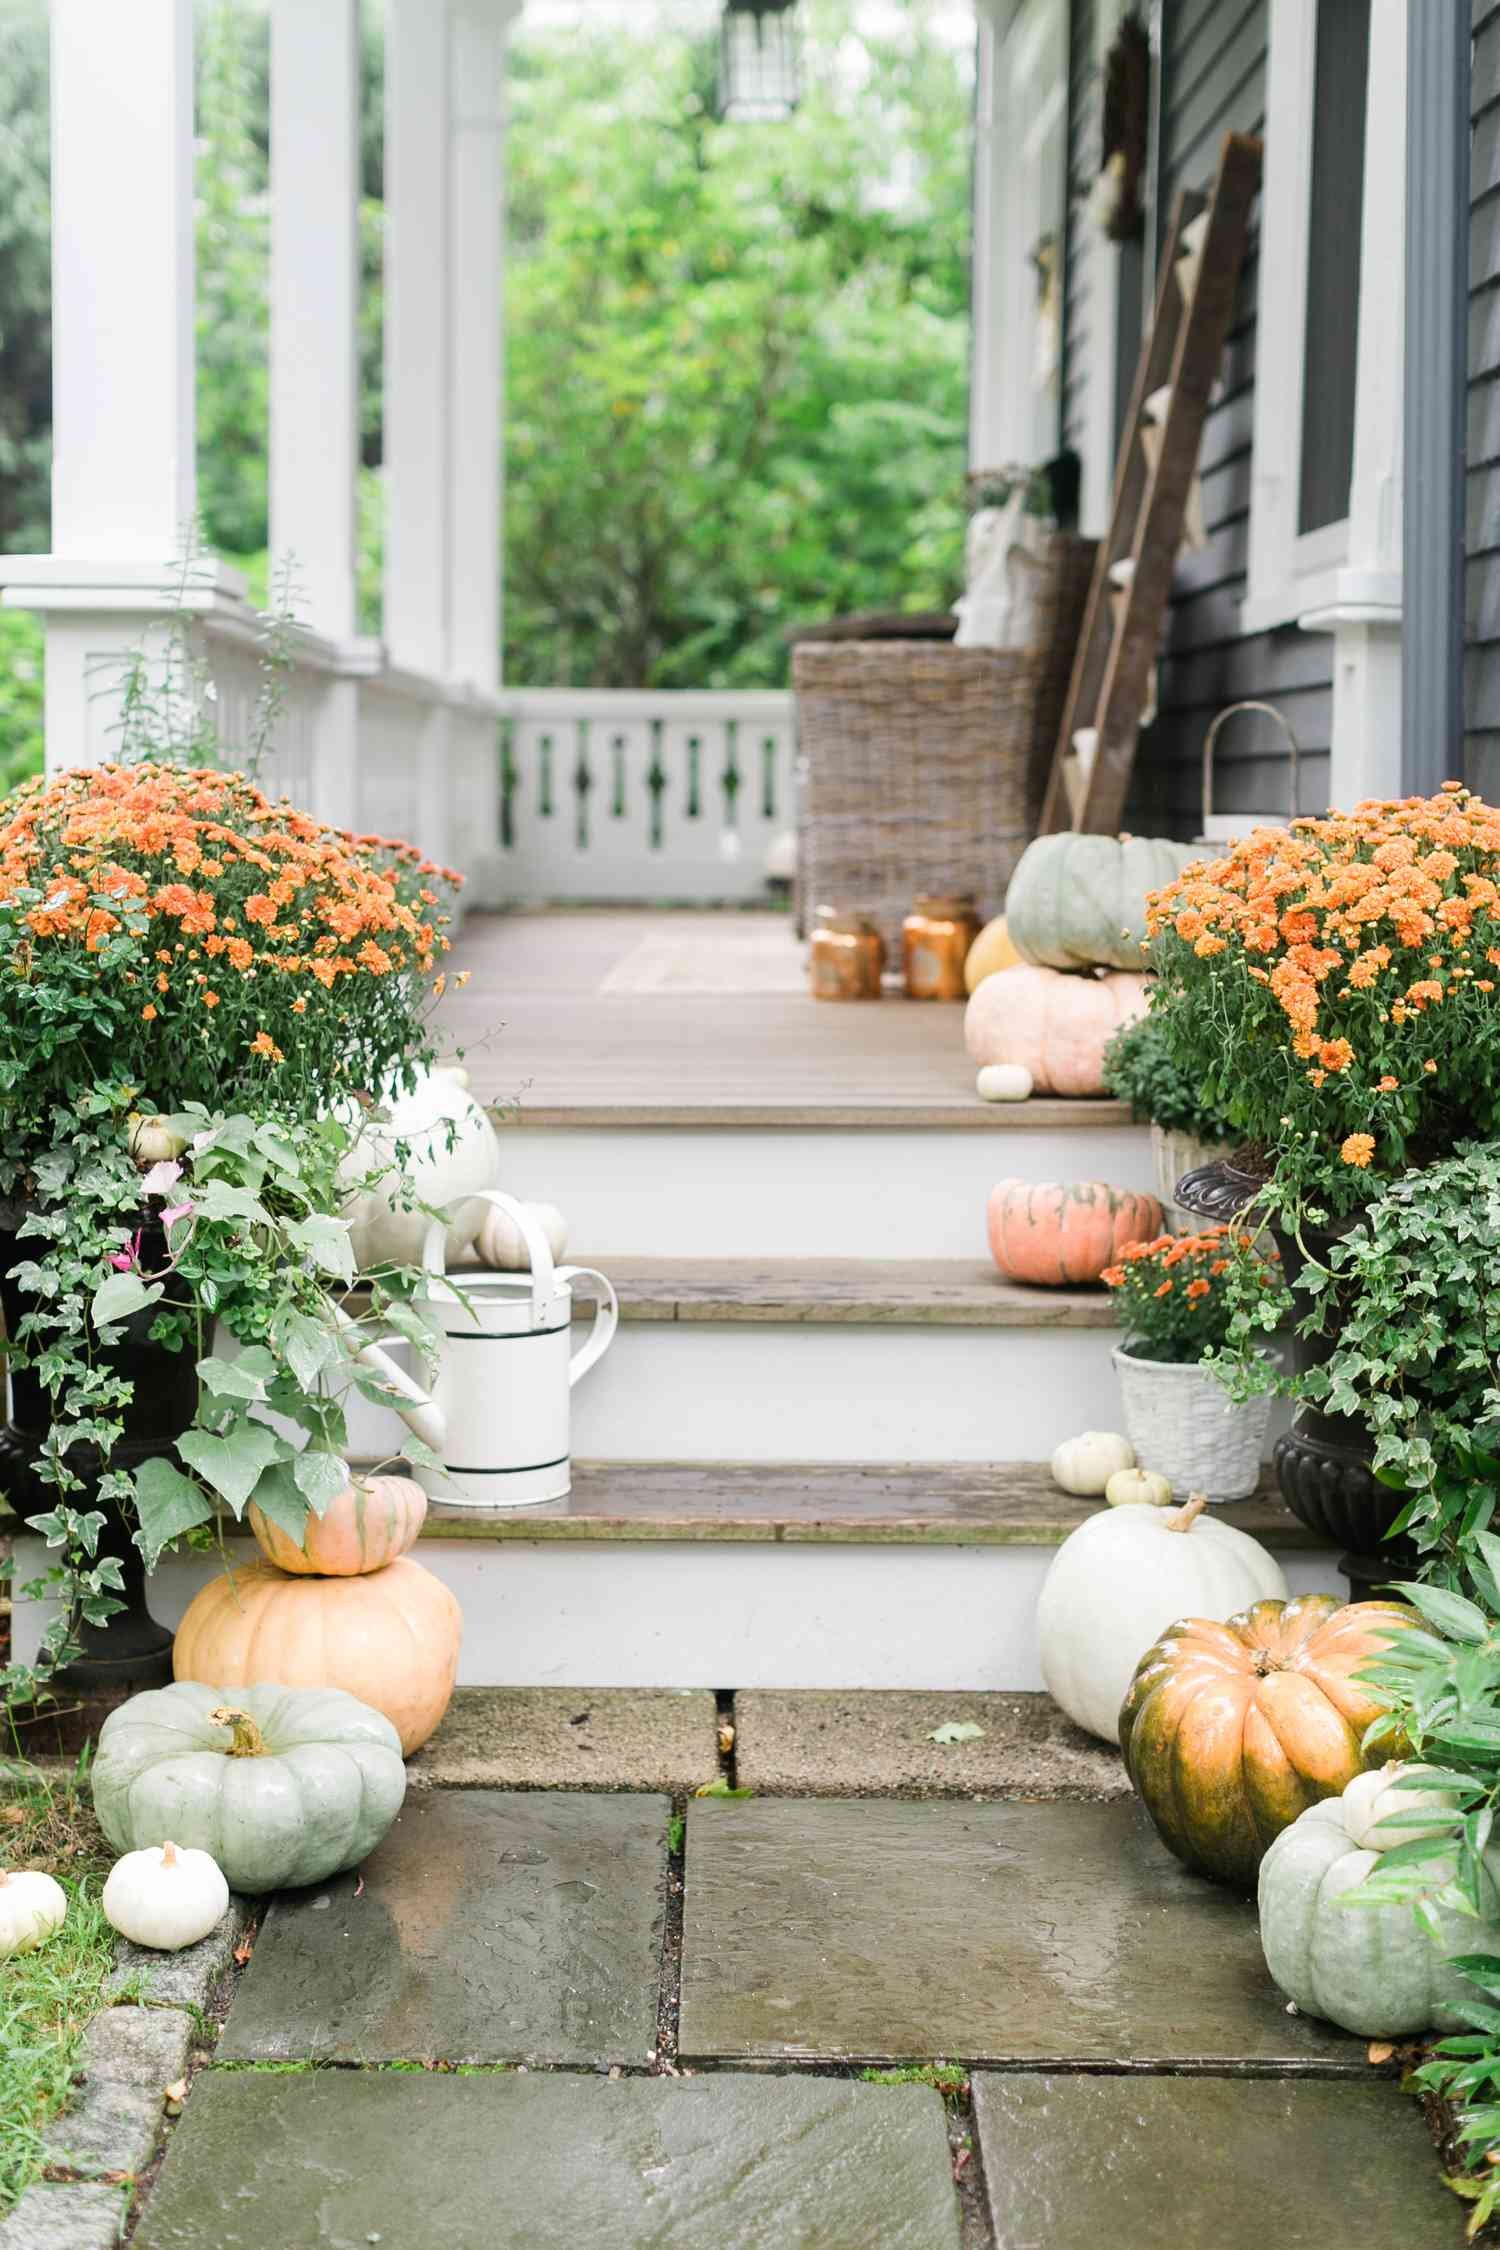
{"left": 503, "top": 0, "right": 972, "bottom": 686}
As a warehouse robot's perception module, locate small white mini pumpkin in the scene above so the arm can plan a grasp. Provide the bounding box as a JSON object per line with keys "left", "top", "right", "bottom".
{"left": 1104, "top": 1466, "right": 1173, "bottom": 1508}
{"left": 1050, "top": 1432, "right": 1135, "bottom": 1497}
{"left": 102, "top": 1840, "right": 229, "bottom": 1953}
{"left": 975, "top": 1064, "right": 1034, "bottom": 1104}
{"left": 0, "top": 1868, "right": 67, "bottom": 1957}
{"left": 476, "top": 1199, "right": 569, "bottom": 1271}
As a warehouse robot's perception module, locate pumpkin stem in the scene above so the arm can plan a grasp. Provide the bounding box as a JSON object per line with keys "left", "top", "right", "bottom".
{"left": 161, "top": 1841, "right": 178, "bottom": 1868}
{"left": 210, "top": 1706, "right": 268, "bottom": 1758}
{"left": 1164, "top": 1492, "right": 1209, "bottom": 1534}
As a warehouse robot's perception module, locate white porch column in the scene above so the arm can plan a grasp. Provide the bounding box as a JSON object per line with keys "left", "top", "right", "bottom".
{"left": 1298, "top": 0, "right": 1406, "bottom": 807}
{"left": 50, "top": 0, "right": 196, "bottom": 562}
{"left": 384, "top": 0, "right": 453, "bottom": 678}
{"left": 447, "top": 1, "right": 515, "bottom": 695}
{"left": 270, "top": 0, "right": 361, "bottom": 643}
{"left": 969, "top": 2, "right": 1010, "bottom": 470}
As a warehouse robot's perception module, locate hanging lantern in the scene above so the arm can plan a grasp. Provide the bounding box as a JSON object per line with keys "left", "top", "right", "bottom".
{"left": 719, "top": 0, "right": 801, "bottom": 123}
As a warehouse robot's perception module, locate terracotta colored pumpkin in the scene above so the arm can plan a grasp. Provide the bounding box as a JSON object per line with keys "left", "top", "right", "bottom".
{"left": 1119, "top": 1594, "right": 1416, "bottom": 1889}
{"left": 987, "top": 1179, "right": 1163, "bottom": 1286}
{"left": 173, "top": 1557, "right": 461, "bottom": 1756}
{"left": 1005, "top": 833, "right": 1203, "bottom": 971}
{"left": 248, "top": 1474, "right": 427, "bottom": 1578}
{"left": 964, "top": 964, "right": 1150, "bottom": 1096}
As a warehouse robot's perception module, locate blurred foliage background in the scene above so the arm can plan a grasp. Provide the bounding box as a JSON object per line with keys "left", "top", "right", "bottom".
{"left": 0, "top": 0, "right": 973, "bottom": 779}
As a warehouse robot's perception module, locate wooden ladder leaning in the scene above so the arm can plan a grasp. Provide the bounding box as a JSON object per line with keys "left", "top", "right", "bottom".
{"left": 1038, "top": 130, "right": 1263, "bottom": 837}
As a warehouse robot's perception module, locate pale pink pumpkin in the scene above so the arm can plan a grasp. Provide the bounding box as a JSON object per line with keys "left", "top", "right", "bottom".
{"left": 964, "top": 964, "right": 1150, "bottom": 1096}
{"left": 247, "top": 1475, "right": 428, "bottom": 1578}
{"left": 987, "top": 1179, "right": 1164, "bottom": 1286}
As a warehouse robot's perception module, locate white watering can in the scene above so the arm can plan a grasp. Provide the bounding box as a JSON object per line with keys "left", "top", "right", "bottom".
{"left": 406, "top": 1189, "right": 618, "bottom": 1506}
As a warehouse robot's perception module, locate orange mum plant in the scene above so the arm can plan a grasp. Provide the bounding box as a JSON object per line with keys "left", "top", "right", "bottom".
{"left": 1102, "top": 1228, "right": 1285, "bottom": 1364}
{"left": 1146, "top": 785, "right": 1500, "bottom": 1214}
{"left": 0, "top": 763, "right": 457, "bottom": 1145}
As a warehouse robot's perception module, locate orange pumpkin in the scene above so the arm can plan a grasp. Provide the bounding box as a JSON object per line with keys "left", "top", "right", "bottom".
{"left": 987, "top": 1179, "right": 1163, "bottom": 1286}
{"left": 964, "top": 963, "right": 1150, "bottom": 1095}
{"left": 248, "top": 1475, "right": 428, "bottom": 1578}
{"left": 173, "top": 1557, "right": 461, "bottom": 1755}
{"left": 1119, "top": 1595, "right": 1416, "bottom": 1888}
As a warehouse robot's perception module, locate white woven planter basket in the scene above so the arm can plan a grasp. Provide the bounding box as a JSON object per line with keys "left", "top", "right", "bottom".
{"left": 1150, "top": 1126, "right": 1228, "bottom": 1236}
{"left": 1112, "top": 1345, "right": 1271, "bottom": 1502}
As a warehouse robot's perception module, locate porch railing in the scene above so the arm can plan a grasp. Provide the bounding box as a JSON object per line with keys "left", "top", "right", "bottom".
{"left": 494, "top": 688, "right": 797, "bottom": 906}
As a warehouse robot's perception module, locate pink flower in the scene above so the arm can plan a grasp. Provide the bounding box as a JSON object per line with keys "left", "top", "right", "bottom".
{"left": 140, "top": 1160, "right": 183, "bottom": 1198}
{"left": 160, "top": 1202, "right": 193, "bottom": 1231}
{"left": 110, "top": 1230, "right": 141, "bottom": 1271}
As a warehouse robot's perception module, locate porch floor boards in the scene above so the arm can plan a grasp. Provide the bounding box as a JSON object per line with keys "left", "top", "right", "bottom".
{"left": 439, "top": 908, "right": 1133, "bottom": 1127}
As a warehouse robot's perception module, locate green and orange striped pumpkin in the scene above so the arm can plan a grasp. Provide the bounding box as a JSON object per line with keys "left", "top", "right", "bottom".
{"left": 248, "top": 1474, "right": 427, "bottom": 1578}
{"left": 1119, "top": 1595, "right": 1417, "bottom": 1889}
{"left": 985, "top": 1179, "right": 1162, "bottom": 1286}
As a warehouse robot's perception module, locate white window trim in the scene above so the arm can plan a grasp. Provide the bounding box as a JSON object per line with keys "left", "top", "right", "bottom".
{"left": 1241, "top": 0, "right": 1406, "bottom": 646}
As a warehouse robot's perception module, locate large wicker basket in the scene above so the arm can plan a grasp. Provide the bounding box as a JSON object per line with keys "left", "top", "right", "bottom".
{"left": 791, "top": 533, "right": 1094, "bottom": 952}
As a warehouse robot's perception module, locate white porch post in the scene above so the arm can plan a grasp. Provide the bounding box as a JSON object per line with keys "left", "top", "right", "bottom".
{"left": 447, "top": 1, "right": 515, "bottom": 695}
{"left": 21, "top": 0, "right": 197, "bottom": 767}
{"left": 384, "top": 0, "right": 453, "bottom": 679}
{"left": 1298, "top": 0, "right": 1406, "bottom": 807}
{"left": 969, "top": 2, "right": 1011, "bottom": 470}
{"left": 269, "top": 0, "right": 362, "bottom": 832}
{"left": 270, "top": 0, "right": 361, "bottom": 643}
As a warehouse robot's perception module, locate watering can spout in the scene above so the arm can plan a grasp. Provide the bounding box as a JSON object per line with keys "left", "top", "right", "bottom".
{"left": 329, "top": 1302, "right": 448, "bottom": 1453}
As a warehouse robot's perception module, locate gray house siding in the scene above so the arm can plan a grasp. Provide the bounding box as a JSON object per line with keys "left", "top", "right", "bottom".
{"left": 1467, "top": 0, "right": 1500, "bottom": 797}
{"left": 1123, "top": 0, "right": 1333, "bottom": 834}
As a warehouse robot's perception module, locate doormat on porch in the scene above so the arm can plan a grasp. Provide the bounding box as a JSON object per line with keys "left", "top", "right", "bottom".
{"left": 598, "top": 930, "right": 806, "bottom": 996}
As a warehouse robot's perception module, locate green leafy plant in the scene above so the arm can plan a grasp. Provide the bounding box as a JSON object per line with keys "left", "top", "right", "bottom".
{"left": 1100, "top": 1009, "right": 1232, "bottom": 1141}
{"left": 1102, "top": 1227, "right": 1286, "bottom": 1367}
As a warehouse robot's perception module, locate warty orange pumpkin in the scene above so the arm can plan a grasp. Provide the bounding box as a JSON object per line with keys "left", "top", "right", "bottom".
{"left": 963, "top": 963, "right": 1150, "bottom": 1095}
{"left": 986, "top": 1179, "right": 1163, "bottom": 1286}
{"left": 173, "top": 1556, "right": 461, "bottom": 1755}
{"left": 247, "top": 1474, "right": 428, "bottom": 1577}
{"left": 1119, "top": 1594, "right": 1416, "bottom": 1888}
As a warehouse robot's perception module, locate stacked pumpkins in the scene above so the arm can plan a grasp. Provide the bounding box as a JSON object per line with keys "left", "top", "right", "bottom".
{"left": 172, "top": 1475, "right": 461, "bottom": 1756}
{"left": 965, "top": 833, "right": 1200, "bottom": 1096}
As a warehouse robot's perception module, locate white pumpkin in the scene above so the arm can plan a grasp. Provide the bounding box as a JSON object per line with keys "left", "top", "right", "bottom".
{"left": 476, "top": 1199, "right": 569, "bottom": 1271}
{"left": 0, "top": 1868, "right": 67, "bottom": 1957}
{"left": 102, "top": 1839, "right": 230, "bottom": 1952}
{"left": 339, "top": 1066, "right": 501, "bottom": 1270}
{"left": 1104, "top": 1467, "right": 1173, "bottom": 1507}
{"left": 975, "top": 1064, "right": 1034, "bottom": 1104}
{"left": 1340, "top": 1761, "right": 1459, "bottom": 1852}
{"left": 1259, "top": 1772, "right": 1485, "bottom": 2036}
{"left": 1050, "top": 1432, "right": 1135, "bottom": 1497}
{"left": 1037, "top": 1492, "right": 1288, "bottom": 1739}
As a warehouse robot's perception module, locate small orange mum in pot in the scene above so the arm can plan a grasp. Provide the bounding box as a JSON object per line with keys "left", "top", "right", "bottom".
{"left": 1104, "top": 1229, "right": 1288, "bottom": 1502}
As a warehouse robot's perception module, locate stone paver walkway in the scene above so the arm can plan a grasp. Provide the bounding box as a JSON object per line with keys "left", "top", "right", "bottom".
{"left": 121, "top": 1788, "right": 1460, "bottom": 2250}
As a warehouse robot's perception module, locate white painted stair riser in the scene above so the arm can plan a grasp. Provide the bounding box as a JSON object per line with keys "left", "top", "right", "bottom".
{"left": 9, "top": 1533, "right": 1340, "bottom": 1693}
{"left": 490, "top": 1122, "right": 1155, "bottom": 1260}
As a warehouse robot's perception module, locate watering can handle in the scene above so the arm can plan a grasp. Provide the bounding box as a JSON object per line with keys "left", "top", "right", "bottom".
{"left": 557, "top": 1269, "right": 618, "bottom": 1388}
{"left": 421, "top": 1190, "right": 565, "bottom": 1329}
{"left": 328, "top": 1301, "right": 447, "bottom": 1454}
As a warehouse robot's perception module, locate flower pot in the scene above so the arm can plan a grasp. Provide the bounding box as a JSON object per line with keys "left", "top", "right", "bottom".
{"left": 0, "top": 1211, "right": 197, "bottom": 1691}
{"left": 1174, "top": 1156, "right": 1416, "bottom": 1593}
{"left": 1150, "top": 1125, "right": 1227, "bottom": 1235}
{"left": 1111, "top": 1344, "right": 1270, "bottom": 1501}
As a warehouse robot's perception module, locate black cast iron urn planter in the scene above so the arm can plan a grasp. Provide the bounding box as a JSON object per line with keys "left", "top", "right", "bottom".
{"left": 1173, "top": 1156, "right": 1416, "bottom": 1600}
{"left": 0, "top": 1209, "right": 197, "bottom": 1693}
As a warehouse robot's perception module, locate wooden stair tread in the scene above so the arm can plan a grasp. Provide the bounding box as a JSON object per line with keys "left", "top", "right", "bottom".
{"left": 499, "top": 1095, "right": 1137, "bottom": 1130}
{"left": 96, "top": 1461, "right": 1316, "bottom": 1551}
{"left": 564, "top": 1257, "right": 1118, "bottom": 1326}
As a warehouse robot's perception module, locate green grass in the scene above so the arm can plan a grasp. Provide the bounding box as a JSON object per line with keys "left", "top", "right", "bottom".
{"left": 858, "top": 2062, "right": 970, "bottom": 2095}
{"left": 0, "top": 1764, "right": 119, "bottom": 2215}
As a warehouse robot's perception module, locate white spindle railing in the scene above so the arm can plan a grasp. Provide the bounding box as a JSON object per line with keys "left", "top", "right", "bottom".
{"left": 495, "top": 687, "right": 797, "bottom": 905}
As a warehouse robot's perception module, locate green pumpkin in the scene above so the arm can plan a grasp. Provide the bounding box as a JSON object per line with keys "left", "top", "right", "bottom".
{"left": 1258, "top": 1783, "right": 1500, "bottom": 2036}
{"left": 91, "top": 1681, "right": 406, "bottom": 1895}
{"left": 1005, "top": 833, "right": 1203, "bottom": 971}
